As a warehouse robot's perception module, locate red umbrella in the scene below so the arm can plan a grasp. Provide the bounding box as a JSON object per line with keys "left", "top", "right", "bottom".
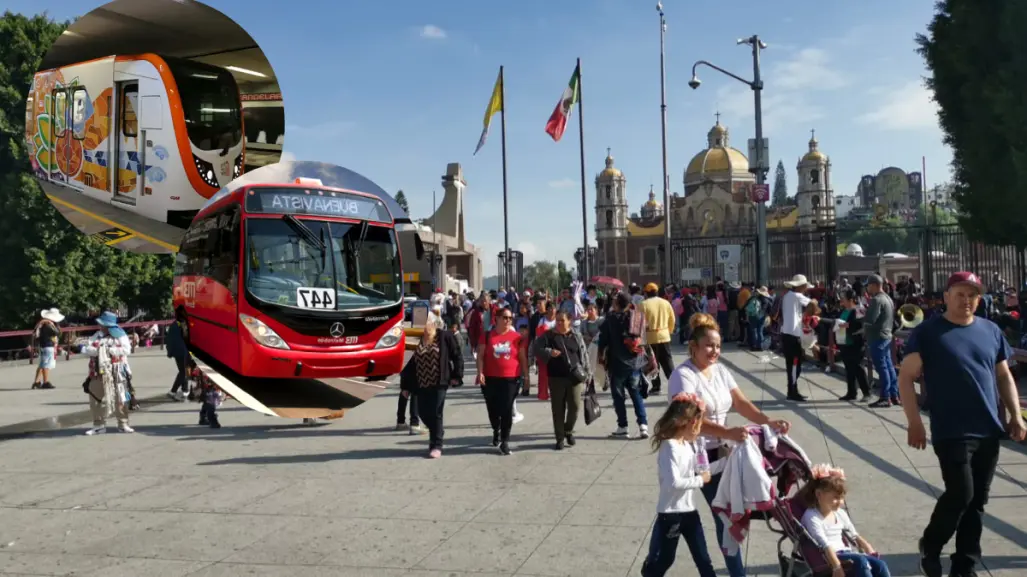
{"left": 590, "top": 276, "right": 624, "bottom": 289}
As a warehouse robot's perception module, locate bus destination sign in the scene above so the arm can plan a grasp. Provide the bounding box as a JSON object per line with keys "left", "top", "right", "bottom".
{"left": 247, "top": 188, "right": 387, "bottom": 222}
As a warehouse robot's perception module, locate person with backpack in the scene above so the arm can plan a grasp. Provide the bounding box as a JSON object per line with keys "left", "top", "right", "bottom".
{"left": 596, "top": 293, "right": 650, "bottom": 439}
{"left": 744, "top": 286, "right": 773, "bottom": 352}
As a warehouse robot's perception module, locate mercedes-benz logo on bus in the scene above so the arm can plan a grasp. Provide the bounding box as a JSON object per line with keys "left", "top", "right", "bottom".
{"left": 329, "top": 323, "right": 345, "bottom": 338}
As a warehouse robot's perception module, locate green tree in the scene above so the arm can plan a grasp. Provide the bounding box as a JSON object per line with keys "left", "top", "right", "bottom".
{"left": 771, "top": 160, "right": 789, "bottom": 206}
{"left": 523, "top": 260, "right": 557, "bottom": 294}
{"left": 0, "top": 12, "right": 173, "bottom": 328}
{"left": 394, "top": 189, "right": 409, "bottom": 215}
{"left": 556, "top": 260, "right": 573, "bottom": 291}
{"left": 837, "top": 205, "right": 959, "bottom": 256}
{"left": 916, "top": 0, "right": 1027, "bottom": 249}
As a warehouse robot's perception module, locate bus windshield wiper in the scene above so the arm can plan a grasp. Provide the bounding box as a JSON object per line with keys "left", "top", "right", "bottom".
{"left": 353, "top": 220, "right": 369, "bottom": 257}
{"left": 282, "top": 214, "right": 325, "bottom": 252}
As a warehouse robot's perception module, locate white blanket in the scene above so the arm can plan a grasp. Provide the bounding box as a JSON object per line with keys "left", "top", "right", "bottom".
{"left": 710, "top": 433, "right": 775, "bottom": 556}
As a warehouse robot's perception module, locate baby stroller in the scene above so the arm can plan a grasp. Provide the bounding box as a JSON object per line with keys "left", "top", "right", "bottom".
{"left": 741, "top": 428, "right": 878, "bottom": 577}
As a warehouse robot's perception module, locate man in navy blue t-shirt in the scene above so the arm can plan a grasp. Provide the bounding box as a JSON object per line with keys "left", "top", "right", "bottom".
{"left": 898, "top": 271, "right": 1026, "bottom": 577}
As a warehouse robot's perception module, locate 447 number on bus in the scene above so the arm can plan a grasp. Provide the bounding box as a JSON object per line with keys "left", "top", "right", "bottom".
{"left": 297, "top": 287, "right": 335, "bottom": 309}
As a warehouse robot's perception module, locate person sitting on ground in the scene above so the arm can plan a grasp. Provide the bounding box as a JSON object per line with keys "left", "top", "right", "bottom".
{"left": 799, "top": 465, "right": 891, "bottom": 577}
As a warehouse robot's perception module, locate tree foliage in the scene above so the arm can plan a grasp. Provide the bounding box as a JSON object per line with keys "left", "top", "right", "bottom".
{"left": 771, "top": 160, "right": 789, "bottom": 206}
{"left": 523, "top": 260, "right": 557, "bottom": 294}
{"left": 394, "top": 189, "right": 409, "bottom": 215}
{"left": 916, "top": 0, "right": 1027, "bottom": 248}
{"left": 0, "top": 12, "right": 173, "bottom": 329}
{"left": 837, "top": 205, "right": 959, "bottom": 256}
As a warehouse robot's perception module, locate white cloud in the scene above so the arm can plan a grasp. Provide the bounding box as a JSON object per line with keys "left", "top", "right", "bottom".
{"left": 420, "top": 25, "right": 447, "bottom": 40}
{"left": 713, "top": 47, "right": 846, "bottom": 133}
{"left": 547, "top": 177, "right": 576, "bottom": 189}
{"left": 856, "top": 80, "right": 939, "bottom": 131}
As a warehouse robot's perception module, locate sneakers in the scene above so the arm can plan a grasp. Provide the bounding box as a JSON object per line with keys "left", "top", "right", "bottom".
{"left": 118, "top": 425, "right": 135, "bottom": 433}
{"left": 499, "top": 442, "right": 512, "bottom": 455}
{"left": 639, "top": 424, "right": 650, "bottom": 439}
{"left": 512, "top": 412, "right": 525, "bottom": 425}
{"left": 409, "top": 424, "right": 426, "bottom": 435}
{"left": 84, "top": 427, "right": 106, "bottom": 436}
{"left": 917, "top": 538, "right": 942, "bottom": 577}
{"left": 428, "top": 448, "right": 442, "bottom": 459}
{"left": 869, "top": 398, "right": 893, "bottom": 408}
{"left": 610, "top": 426, "right": 629, "bottom": 438}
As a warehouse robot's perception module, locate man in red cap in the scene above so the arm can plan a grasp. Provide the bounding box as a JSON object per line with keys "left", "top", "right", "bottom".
{"left": 898, "top": 271, "right": 1026, "bottom": 577}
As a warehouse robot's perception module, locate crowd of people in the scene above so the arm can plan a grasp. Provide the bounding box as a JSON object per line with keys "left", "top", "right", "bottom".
{"left": 398, "top": 269, "right": 1024, "bottom": 577}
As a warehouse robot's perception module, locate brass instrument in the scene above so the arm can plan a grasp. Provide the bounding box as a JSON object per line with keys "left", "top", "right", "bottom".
{"left": 899, "top": 303, "right": 924, "bottom": 329}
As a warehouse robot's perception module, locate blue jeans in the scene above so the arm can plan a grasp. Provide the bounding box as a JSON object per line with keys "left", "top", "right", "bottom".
{"left": 609, "top": 369, "right": 648, "bottom": 428}
{"left": 837, "top": 552, "right": 891, "bottom": 577}
{"left": 642, "top": 511, "right": 716, "bottom": 577}
{"left": 700, "top": 469, "right": 746, "bottom": 577}
{"left": 869, "top": 339, "right": 897, "bottom": 399}
{"left": 746, "top": 315, "right": 765, "bottom": 351}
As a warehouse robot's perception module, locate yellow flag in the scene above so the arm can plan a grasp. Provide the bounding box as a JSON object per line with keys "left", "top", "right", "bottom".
{"left": 474, "top": 68, "right": 503, "bottom": 155}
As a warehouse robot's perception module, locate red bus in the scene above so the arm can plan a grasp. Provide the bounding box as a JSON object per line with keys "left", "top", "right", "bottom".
{"left": 172, "top": 171, "right": 423, "bottom": 380}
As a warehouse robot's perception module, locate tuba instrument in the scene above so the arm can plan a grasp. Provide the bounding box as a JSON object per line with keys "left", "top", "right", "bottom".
{"left": 898, "top": 303, "right": 925, "bottom": 329}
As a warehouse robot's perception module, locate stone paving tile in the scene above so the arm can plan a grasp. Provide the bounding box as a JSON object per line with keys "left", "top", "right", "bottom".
{"left": 2, "top": 347, "right": 1025, "bottom": 577}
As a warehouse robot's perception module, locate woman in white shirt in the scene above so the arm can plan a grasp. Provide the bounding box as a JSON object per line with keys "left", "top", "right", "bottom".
{"left": 666, "top": 313, "right": 791, "bottom": 577}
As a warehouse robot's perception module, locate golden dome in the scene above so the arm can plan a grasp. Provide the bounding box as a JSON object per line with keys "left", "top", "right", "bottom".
{"left": 801, "top": 130, "right": 827, "bottom": 163}
{"left": 598, "top": 148, "right": 623, "bottom": 179}
{"left": 684, "top": 116, "right": 753, "bottom": 186}
{"left": 643, "top": 187, "right": 660, "bottom": 207}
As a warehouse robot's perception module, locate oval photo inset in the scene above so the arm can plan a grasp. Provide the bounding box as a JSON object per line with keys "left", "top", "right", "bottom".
{"left": 24, "top": 0, "right": 285, "bottom": 254}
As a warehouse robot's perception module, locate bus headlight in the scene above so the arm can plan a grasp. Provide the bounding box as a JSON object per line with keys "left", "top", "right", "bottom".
{"left": 375, "top": 323, "right": 404, "bottom": 349}
{"left": 240, "top": 313, "right": 290, "bottom": 350}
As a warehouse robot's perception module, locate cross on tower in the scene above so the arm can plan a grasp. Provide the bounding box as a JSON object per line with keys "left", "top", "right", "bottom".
{"left": 607, "top": 147, "right": 611, "bottom": 157}
{"left": 715, "top": 111, "right": 721, "bottom": 124}
{"left": 810, "top": 128, "right": 816, "bottom": 140}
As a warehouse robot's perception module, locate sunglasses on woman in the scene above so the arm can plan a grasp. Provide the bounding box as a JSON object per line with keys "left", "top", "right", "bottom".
{"left": 500, "top": 315, "right": 514, "bottom": 320}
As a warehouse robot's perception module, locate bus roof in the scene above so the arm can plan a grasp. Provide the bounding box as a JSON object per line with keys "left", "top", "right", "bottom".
{"left": 198, "top": 161, "right": 412, "bottom": 224}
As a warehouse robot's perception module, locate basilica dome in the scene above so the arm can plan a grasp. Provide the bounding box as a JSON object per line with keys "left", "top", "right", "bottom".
{"left": 684, "top": 118, "right": 754, "bottom": 190}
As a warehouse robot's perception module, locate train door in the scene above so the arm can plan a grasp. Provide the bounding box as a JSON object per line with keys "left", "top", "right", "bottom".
{"left": 48, "top": 85, "right": 87, "bottom": 191}
{"left": 113, "top": 81, "right": 139, "bottom": 206}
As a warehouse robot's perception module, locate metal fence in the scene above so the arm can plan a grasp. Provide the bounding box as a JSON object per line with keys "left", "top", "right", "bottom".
{"left": 670, "top": 223, "right": 1027, "bottom": 292}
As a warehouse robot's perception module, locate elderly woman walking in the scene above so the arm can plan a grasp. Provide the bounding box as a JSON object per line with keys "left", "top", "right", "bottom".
{"left": 409, "top": 320, "right": 463, "bottom": 458}
{"left": 535, "top": 311, "right": 591, "bottom": 450}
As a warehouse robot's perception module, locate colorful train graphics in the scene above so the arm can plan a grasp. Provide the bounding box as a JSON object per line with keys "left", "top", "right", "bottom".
{"left": 25, "top": 54, "right": 246, "bottom": 229}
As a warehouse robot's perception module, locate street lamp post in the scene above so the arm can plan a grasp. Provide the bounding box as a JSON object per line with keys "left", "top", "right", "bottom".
{"left": 657, "top": 2, "right": 671, "bottom": 285}
{"left": 689, "top": 35, "right": 770, "bottom": 287}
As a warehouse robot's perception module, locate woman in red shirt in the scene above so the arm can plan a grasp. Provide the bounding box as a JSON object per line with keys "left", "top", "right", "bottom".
{"left": 476, "top": 308, "right": 529, "bottom": 455}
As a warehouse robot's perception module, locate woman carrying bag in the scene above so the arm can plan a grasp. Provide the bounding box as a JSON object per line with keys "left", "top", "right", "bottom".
{"left": 410, "top": 321, "right": 463, "bottom": 458}
{"left": 535, "top": 311, "right": 591, "bottom": 450}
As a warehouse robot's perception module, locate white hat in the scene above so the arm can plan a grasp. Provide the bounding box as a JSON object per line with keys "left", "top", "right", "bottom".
{"left": 41, "top": 308, "right": 65, "bottom": 323}
{"left": 783, "top": 274, "right": 809, "bottom": 288}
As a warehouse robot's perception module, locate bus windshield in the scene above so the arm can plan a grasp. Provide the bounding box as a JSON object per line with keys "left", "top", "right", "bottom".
{"left": 165, "top": 57, "right": 243, "bottom": 153}
{"left": 244, "top": 218, "right": 402, "bottom": 311}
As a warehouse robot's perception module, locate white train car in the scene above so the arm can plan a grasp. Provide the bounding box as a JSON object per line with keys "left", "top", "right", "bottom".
{"left": 25, "top": 54, "right": 245, "bottom": 229}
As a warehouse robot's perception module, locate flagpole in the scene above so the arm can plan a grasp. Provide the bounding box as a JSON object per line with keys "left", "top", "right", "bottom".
{"left": 499, "top": 65, "right": 512, "bottom": 289}
{"left": 575, "top": 58, "right": 589, "bottom": 284}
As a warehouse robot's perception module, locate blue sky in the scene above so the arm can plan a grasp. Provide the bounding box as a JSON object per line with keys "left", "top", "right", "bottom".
{"left": 20, "top": 0, "right": 950, "bottom": 276}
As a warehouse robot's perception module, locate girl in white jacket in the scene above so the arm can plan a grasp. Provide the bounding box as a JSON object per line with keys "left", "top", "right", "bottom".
{"left": 641, "top": 393, "right": 716, "bottom": 577}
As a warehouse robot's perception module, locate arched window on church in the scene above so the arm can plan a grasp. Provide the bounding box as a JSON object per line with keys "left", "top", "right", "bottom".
{"left": 606, "top": 185, "right": 611, "bottom": 200}
{"left": 606, "top": 210, "right": 613, "bottom": 227}
{"left": 810, "top": 169, "right": 820, "bottom": 185}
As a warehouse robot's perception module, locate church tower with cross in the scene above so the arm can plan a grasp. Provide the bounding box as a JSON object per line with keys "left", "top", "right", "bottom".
{"left": 594, "top": 148, "right": 630, "bottom": 281}
{"left": 795, "top": 129, "right": 834, "bottom": 230}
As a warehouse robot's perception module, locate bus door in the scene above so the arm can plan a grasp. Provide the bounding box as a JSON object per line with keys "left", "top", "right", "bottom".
{"left": 49, "top": 85, "right": 87, "bottom": 191}
{"left": 113, "top": 80, "right": 139, "bottom": 205}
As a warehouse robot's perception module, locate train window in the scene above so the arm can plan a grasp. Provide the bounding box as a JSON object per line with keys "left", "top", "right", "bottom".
{"left": 122, "top": 85, "right": 139, "bottom": 137}
{"left": 53, "top": 90, "right": 67, "bottom": 137}
{"left": 71, "top": 88, "right": 87, "bottom": 140}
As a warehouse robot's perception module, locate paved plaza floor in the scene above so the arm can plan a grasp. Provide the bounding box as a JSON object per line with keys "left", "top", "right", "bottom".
{"left": 1, "top": 346, "right": 1025, "bottom": 576}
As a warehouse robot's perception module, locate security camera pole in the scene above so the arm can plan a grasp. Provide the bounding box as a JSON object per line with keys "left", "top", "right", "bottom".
{"left": 689, "top": 35, "right": 770, "bottom": 287}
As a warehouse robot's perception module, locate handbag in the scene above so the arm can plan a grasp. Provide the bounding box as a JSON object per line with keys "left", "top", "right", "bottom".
{"left": 583, "top": 381, "right": 602, "bottom": 425}
{"left": 555, "top": 333, "right": 588, "bottom": 384}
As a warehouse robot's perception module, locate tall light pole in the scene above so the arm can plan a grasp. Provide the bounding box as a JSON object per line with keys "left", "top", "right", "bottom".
{"left": 689, "top": 35, "right": 770, "bottom": 287}
{"left": 657, "top": 2, "right": 672, "bottom": 285}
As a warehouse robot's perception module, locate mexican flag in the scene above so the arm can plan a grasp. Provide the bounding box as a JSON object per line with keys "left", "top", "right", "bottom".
{"left": 544, "top": 63, "right": 580, "bottom": 142}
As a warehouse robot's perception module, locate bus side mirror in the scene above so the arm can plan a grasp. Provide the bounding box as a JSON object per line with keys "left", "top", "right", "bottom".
{"left": 414, "top": 235, "right": 425, "bottom": 261}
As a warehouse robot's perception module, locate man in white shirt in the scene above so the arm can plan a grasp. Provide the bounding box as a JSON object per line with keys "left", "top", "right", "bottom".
{"left": 779, "top": 274, "right": 811, "bottom": 402}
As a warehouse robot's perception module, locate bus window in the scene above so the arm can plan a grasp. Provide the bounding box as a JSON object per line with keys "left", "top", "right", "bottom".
{"left": 53, "top": 90, "right": 67, "bottom": 137}
{"left": 72, "top": 88, "right": 87, "bottom": 140}
{"left": 209, "top": 207, "right": 241, "bottom": 293}
{"left": 122, "top": 85, "right": 138, "bottom": 137}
